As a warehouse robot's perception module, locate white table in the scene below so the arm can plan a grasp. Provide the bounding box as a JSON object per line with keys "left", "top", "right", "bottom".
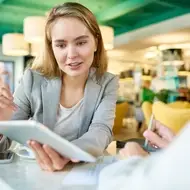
{"left": 0, "top": 142, "right": 117, "bottom": 190}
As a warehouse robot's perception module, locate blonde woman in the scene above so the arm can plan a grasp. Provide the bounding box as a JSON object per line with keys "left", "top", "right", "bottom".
{"left": 0, "top": 2, "right": 118, "bottom": 172}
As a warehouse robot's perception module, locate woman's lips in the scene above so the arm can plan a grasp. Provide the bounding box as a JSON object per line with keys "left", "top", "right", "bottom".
{"left": 67, "top": 62, "right": 83, "bottom": 70}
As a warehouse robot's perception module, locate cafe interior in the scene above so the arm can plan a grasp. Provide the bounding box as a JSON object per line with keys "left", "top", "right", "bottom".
{"left": 1, "top": 1, "right": 190, "bottom": 140}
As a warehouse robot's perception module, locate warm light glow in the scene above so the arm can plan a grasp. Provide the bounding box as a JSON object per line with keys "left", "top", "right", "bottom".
{"left": 107, "top": 50, "right": 126, "bottom": 57}
{"left": 159, "top": 43, "right": 190, "bottom": 50}
{"left": 150, "top": 33, "right": 190, "bottom": 44}
{"left": 142, "top": 75, "right": 152, "bottom": 80}
{"left": 100, "top": 25, "right": 114, "bottom": 50}
{"left": 119, "top": 77, "right": 133, "bottom": 81}
{"left": 30, "top": 43, "right": 42, "bottom": 56}
{"left": 24, "top": 16, "right": 46, "bottom": 43}
{"left": 162, "top": 60, "right": 184, "bottom": 66}
{"left": 2, "top": 33, "right": 29, "bottom": 56}
{"left": 144, "top": 51, "right": 157, "bottom": 59}
{"left": 178, "top": 71, "right": 190, "bottom": 76}
{"left": 183, "top": 49, "right": 190, "bottom": 57}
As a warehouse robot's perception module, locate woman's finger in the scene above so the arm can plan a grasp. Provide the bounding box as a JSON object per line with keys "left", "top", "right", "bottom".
{"left": 0, "top": 101, "right": 16, "bottom": 111}
{"left": 27, "top": 140, "right": 43, "bottom": 166}
{"left": 43, "top": 144, "right": 69, "bottom": 170}
{"left": 30, "top": 141, "right": 54, "bottom": 171}
{"left": 0, "top": 95, "right": 13, "bottom": 106}
{"left": 0, "top": 86, "right": 13, "bottom": 100}
{"left": 71, "top": 159, "right": 80, "bottom": 163}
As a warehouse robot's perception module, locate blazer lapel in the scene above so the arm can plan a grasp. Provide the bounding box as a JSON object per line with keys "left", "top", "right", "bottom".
{"left": 41, "top": 78, "right": 61, "bottom": 130}
{"left": 78, "top": 75, "right": 101, "bottom": 137}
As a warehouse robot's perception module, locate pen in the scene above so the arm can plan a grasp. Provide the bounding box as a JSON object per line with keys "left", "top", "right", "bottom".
{"left": 144, "top": 114, "right": 154, "bottom": 148}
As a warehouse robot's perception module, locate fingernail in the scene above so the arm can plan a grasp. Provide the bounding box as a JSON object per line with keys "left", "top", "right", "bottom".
{"left": 13, "top": 107, "right": 17, "bottom": 111}
{"left": 14, "top": 104, "right": 18, "bottom": 109}
{"left": 44, "top": 144, "right": 49, "bottom": 149}
{"left": 143, "top": 131, "right": 148, "bottom": 137}
{"left": 72, "top": 159, "right": 79, "bottom": 163}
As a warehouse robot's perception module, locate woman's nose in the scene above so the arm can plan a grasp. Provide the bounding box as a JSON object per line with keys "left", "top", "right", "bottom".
{"left": 67, "top": 45, "right": 78, "bottom": 59}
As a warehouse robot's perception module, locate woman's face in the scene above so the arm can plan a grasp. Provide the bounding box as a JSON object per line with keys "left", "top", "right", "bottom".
{"left": 51, "top": 17, "right": 97, "bottom": 77}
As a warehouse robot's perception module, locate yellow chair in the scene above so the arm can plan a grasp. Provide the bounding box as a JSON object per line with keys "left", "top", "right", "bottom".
{"left": 152, "top": 101, "right": 190, "bottom": 133}
{"left": 142, "top": 101, "right": 152, "bottom": 126}
{"left": 168, "top": 101, "right": 190, "bottom": 109}
{"left": 113, "top": 102, "right": 128, "bottom": 134}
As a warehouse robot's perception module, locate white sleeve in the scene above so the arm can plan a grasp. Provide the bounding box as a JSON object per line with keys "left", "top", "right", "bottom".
{"left": 98, "top": 124, "right": 190, "bottom": 190}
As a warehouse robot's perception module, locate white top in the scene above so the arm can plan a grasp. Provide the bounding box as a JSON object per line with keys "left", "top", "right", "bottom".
{"left": 53, "top": 98, "right": 84, "bottom": 141}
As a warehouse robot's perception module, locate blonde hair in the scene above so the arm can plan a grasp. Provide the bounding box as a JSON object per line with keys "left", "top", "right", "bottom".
{"left": 31, "top": 2, "right": 108, "bottom": 79}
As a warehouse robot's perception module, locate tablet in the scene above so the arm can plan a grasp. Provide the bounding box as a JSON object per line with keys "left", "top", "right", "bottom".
{"left": 0, "top": 120, "right": 96, "bottom": 162}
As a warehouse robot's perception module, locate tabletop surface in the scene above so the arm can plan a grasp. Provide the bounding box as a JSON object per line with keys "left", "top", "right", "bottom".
{"left": 0, "top": 142, "right": 118, "bottom": 190}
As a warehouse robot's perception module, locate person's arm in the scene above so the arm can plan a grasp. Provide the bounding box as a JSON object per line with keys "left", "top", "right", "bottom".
{"left": 72, "top": 76, "right": 119, "bottom": 157}
{"left": 98, "top": 125, "right": 190, "bottom": 190}
{"left": 0, "top": 69, "right": 32, "bottom": 151}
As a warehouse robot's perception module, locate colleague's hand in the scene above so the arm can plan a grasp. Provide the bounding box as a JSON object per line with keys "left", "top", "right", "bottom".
{"left": 143, "top": 120, "right": 175, "bottom": 149}
{"left": 28, "top": 140, "right": 79, "bottom": 172}
{"left": 119, "top": 142, "right": 149, "bottom": 159}
{"left": 0, "top": 73, "right": 17, "bottom": 120}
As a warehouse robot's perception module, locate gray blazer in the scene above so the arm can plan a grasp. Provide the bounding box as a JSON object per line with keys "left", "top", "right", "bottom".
{"left": 0, "top": 68, "right": 118, "bottom": 156}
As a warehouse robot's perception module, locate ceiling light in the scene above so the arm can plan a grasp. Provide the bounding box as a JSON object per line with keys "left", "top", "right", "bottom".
{"left": 2, "top": 33, "right": 29, "bottom": 56}
{"left": 100, "top": 25, "right": 114, "bottom": 50}
{"left": 24, "top": 16, "right": 46, "bottom": 43}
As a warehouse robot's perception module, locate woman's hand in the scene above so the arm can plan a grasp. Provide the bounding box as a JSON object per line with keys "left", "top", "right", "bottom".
{"left": 0, "top": 73, "right": 17, "bottom": 121}
{"left": 28, "top": 140, "right": 79, "bottom": 172}
{"left": 119, "top": 142, "right": 149, "bottom": 159}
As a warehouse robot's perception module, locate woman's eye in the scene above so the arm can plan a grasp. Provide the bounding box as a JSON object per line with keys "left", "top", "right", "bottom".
{"left": 55, "top": 44, "right": 66, "bottom": 48}
{"left": 77, "top": 41, "right": 87, "bottom": 46}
